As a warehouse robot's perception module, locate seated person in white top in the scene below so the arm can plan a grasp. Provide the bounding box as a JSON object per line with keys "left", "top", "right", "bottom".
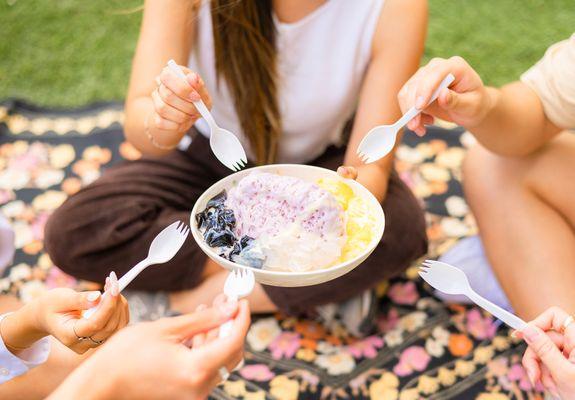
{"left": 0, "top": 272, "right": 128, "bottom": 388}
{"left": 43, "top": 0, "right": 429, "bottom": 331}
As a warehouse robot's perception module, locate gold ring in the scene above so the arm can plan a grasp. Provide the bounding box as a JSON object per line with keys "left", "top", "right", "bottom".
{"left": 562, "top": 315, "right": 575, "bottom": 333}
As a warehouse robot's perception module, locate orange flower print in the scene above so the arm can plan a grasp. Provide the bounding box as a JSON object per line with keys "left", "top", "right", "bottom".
{"left": 294, "top": 320, "right": 326, "bottom": 340}
{"left": 448, "top": 334, "right": 473, "bottom": 357}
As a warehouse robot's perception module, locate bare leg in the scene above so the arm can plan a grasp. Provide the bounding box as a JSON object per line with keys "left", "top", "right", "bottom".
{"left": 463, "top": 132, "right": 575, "bottom": 320}
{"left": 169, "top": 259, "right": 277, "bottom": 314}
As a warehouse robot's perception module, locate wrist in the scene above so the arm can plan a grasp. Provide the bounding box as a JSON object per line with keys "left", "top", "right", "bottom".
{"left": 472, "top": 86, "right": 499, "bottom": 128}
{"left": 1, "top": 304, "right": 47, "bottom": 353}
{"left": 145, "top": 113, "right": 185, "bottom": 150}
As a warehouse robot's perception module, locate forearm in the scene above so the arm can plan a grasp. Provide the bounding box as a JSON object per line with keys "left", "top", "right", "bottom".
{"left": 0, "top": 338, "right": 89, "bottom": 400}
{"left": 124, "top": 0, "right": 197, "bottom": 156}
{"left": 468, "top": 83, "right": 561, "bottom": 156}
{"left": 48, "top": 360, "right": 116, "bottom": 400}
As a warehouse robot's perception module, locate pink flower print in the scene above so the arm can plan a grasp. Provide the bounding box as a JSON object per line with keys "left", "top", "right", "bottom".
{"left": 346, "top": 336, "right": 384, "bottom": 359}
{"left": 45, "top": 267, "right": 78, "bottom": 289}
{"left": 269, "top": 332, "right": 301, "bottom": 360}
{"left": 393, "top": 346, "right": 431, "bottom": 377}
{"left": 507, "top": 364, "right": 534, "bottom": 391}
{"left": 31, "top": 212, "right": 50, "bottom": 241}
{"left": 377, "top": 308, "right": 400, "bottom": 333}
{"left": 239, "top": 364, "right": 275, "bottom": 382}
{"left": 388, "top": 281, "right": 419, "bottom": 305}
{"left": 466, "top": 308, "right": 497, "bottom": 340}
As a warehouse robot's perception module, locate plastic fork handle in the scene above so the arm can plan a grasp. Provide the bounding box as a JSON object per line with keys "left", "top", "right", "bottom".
{"left": 466, "top": 289, "right": 527, "bottom": 331}
{"left": 395, "top": 73, "right": 456, "bottom": 129}
{"left": 166, "top": 60, "right": 218, "bottom": 129}
{"left": 82, "top": 259, "right": 151, "bottom": 319}
{"left": 118, "top": 259, "right": 152, "bottom": 292}
{"left": 218, "top": 294, "right": 238, "bottom": 339}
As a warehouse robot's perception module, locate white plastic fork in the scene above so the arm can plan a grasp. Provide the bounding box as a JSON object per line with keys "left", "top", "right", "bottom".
{"left": 419, "top": 260, "right": 527, "bottom": 330}
{"left": 83, "top": 221, "right": 190, "bottom": 318}
{"left": 219, "top": 268, "right": 255, "bottom": 338}
{"left": 167, "top": 60, "right": 248, "bottom": 172}
{"left": 357, "top": 73, "right": 455, "bottom": 163}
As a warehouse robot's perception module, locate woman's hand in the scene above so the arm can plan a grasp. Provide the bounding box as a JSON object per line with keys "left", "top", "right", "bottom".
{"left": 397, "top": 56, "right": 493, "bottom": 136}
{"left": 151, "top": 64, "right": 211, "bottom": 136}
{"left": 2, "top": 273, "right": 130, "bottom": 355}
{"left": 517, "top": 307, "right": 575, "bottom": 399}
{"left": 49, "top": 299, "right": 250, "bottom": 400}
{"left": 39, "top": 273, "right": 129, "bottom": 353}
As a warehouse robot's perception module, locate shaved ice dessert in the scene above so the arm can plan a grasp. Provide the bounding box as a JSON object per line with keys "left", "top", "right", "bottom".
{"left": 195, "top": 172, "right": 377, "bottom": 272}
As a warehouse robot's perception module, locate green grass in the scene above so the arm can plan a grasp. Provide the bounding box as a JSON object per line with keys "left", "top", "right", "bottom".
{"left": 1, "top": 0, "right": 573, "bottom": 107}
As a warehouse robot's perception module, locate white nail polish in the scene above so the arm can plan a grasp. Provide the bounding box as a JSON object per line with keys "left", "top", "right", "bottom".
{"left": 87, "top": 291, "right": 101, "bottom": 302}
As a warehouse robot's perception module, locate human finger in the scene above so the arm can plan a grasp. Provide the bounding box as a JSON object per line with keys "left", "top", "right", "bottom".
{"left": 159, "top": 302, "right": 238, "bottom": 340}
{"left": 521, "top": 324, "right": 570, "bottom": 378}
{"left": 152, "top": 89, "right": 189, "bottom": 124}
{"left": 159, "top": 66, "right": 201, "bottom": 103}
{"left": 337, "top": 166, "right": 358, "bottom": 180}
{"left": 158, "top": 84, "right": 200, "bottom": 118}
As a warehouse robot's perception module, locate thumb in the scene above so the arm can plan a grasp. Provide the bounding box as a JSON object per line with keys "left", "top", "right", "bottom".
{"left": 337, "top": 166, "right": 358, "bottom": 180}
{"left": 522, "top": 324, "right": 569, "bottom": 375}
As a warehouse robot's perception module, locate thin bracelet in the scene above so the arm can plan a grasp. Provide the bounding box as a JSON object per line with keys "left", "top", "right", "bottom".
{"left": 144, "top": 114, "right": 179, "bottom": 151}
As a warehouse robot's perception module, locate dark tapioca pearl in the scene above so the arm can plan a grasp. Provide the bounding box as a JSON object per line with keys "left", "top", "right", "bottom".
{"left": 195, "top": 211, "right": 207, "bottom": 229}
{"left": 206, "top": 190, "right": 227, "bottom": 209}
{"left": 204, "top": 227, "right": 236, "bottom": 247}
{"left": 240, "top": 235, "right": 254, "bottom": 248}
{"left": 219, "top": 209, "right": 236, "bottom": 228}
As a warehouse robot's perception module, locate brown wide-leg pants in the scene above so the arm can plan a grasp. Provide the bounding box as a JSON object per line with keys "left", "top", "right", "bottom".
{"left": 44, "top": 131, "right": 428, "bottom": 315}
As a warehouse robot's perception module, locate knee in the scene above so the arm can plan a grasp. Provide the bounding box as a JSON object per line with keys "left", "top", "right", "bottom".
{"left": 463, "top": 144, "right": 525, "bottom": 210}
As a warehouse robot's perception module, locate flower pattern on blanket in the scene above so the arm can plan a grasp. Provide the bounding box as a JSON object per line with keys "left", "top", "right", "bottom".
{"left": 0, "top": 103, "right": 544, "bottom": 399}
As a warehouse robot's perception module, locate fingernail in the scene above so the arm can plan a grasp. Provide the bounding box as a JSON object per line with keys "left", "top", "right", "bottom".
{"left": 337, "top": 166, "right": 347, "bottom": 176}
{"left": 522, "top": 325, "right": 540, "bottom": 343}
{"left": 189, "top": 91, "right": 201, "bottom": 101}
{"left": 525, "top": 367, "right": 536, "bottom": 387}
{"left": 219, "top": 299, "right": 238, "bottom": 317}
{"left": 196, "top": 304, "right": 207, "bottom": 312}
{"left": 510, "top": 330, "right": 518, "bottom": 339}
{"left": 104, "top": 277, "right": 110, "bottom": 292}
{"left": 109, "top": 271, "right": 119, "bottom": 297}
{"left": 415, "top": 96, "right": 426, "bottom": 109}
{"left": 87, "top": 291, "right": 101, "bottom": 302}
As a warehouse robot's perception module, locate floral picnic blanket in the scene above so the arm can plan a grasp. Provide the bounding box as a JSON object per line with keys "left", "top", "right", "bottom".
{"left": 0, "top": 99, "right": 545, "bottom": 400}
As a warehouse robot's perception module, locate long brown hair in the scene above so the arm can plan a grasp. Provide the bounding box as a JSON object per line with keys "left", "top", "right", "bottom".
{"left": 211, "top": 0, "right": 280, "bottom": 165}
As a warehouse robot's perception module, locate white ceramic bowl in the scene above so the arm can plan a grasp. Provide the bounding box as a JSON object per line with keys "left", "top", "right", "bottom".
{"left": 190, "top": 164, "right": 385, "bottom": 287}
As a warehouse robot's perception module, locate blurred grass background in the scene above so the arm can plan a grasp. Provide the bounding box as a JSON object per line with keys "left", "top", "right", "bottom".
{"left": 1, "top": 0, "right": 573, "bottom": 107}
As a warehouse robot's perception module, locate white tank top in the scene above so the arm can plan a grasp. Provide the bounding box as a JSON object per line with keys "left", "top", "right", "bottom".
{"left": 189, "top": 0, "right": 385, "bottom": 163}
